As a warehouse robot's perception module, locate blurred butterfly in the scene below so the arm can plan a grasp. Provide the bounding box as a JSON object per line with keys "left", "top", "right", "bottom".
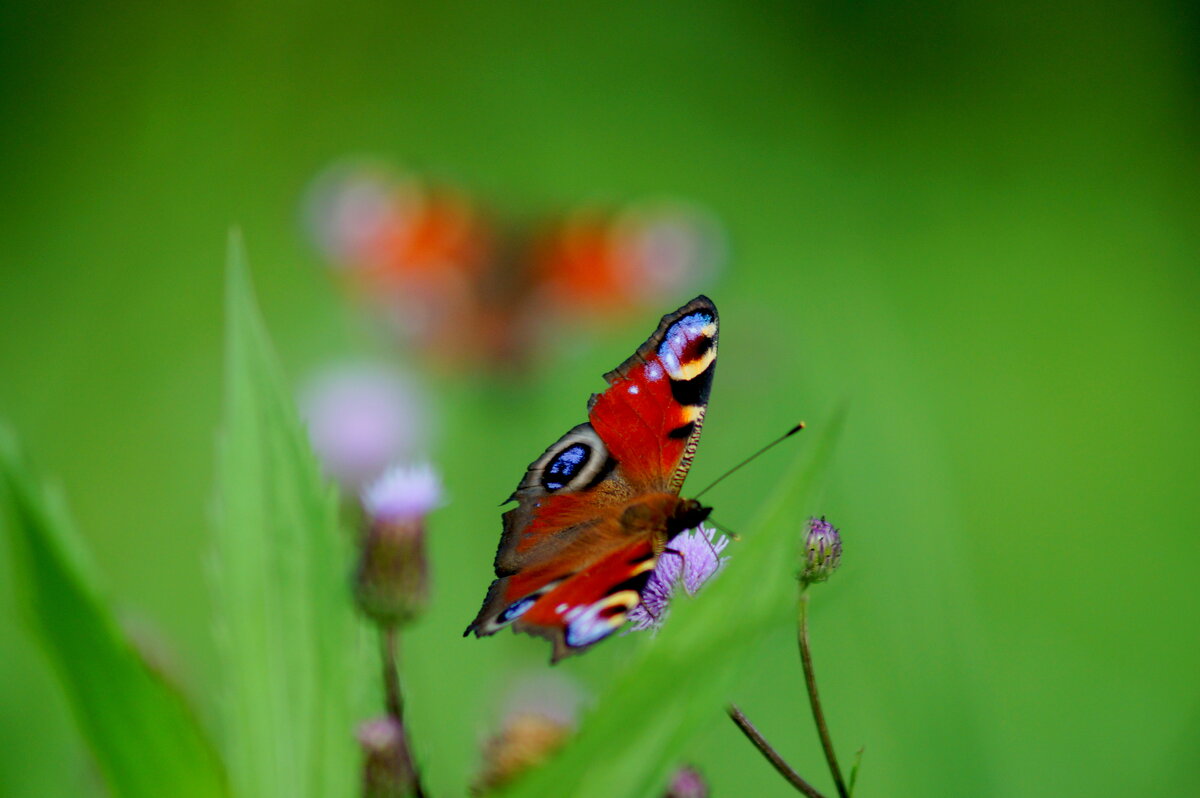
{"left": 305, "top": 162, "right": 724, "bottom": 371}
{"left": 465, "top": 296, "right": 718, "bottom": 661}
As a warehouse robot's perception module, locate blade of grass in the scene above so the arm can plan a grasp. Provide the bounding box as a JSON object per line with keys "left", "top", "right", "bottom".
{"left": 0, "top": 428, "right": 229, "bottom": 798}
{"left": 503, "top": 409, "right": 847, "bottom": 798}
{"left": 212, "top": 233, "right": 370, "bottom": 798}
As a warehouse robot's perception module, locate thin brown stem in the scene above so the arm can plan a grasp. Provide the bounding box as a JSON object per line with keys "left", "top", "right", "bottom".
{"left": 381, "top": 626, "right": 404, "bottom": 718}
{"left": 798, "top": 590, "right": 849, "bottom": 798}
{"left": 379, "top": 625, "right": 426, "bottom": 798}
{"left": 727, "top": 704, "right": 828, "bottom": 798}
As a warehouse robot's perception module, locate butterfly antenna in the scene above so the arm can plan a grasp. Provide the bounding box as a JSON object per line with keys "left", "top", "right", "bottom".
{"left": 693, "top": 422, "right": 806, "bottom": 500}
{"left": 706, "top": 516, "right": 741, "bottom": 542}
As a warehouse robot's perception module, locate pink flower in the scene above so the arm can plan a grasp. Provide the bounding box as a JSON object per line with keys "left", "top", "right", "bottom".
{"left": 298, "top": 363, "right": 430, "bottom": 491}
{"left": 362, "top": 463, "right": 443, "bottom": 523}
{"left": 664, "top": 765, "right": 709, "bottom": 798}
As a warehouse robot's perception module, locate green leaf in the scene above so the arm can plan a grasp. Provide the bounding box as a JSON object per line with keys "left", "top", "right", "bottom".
{"left": 212, "top": 233, "right": 370, "bottom": 798}
{"left": 0, "top": 428, "right": 229, "bottom": 798}
{"left": 503, "top": 411, "right": 846, "bottom": 798}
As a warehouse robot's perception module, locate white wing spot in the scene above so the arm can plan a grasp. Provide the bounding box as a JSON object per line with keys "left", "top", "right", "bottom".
{"left": 627, "top": 384, "right": 639, "bottom": 395}
{"left": 555, "top": 603, "right": 569, "bottom": 614}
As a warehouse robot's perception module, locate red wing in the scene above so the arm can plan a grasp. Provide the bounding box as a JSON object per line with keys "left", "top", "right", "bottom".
{"left": 465, "top": 296, "right": 718, "bottom": 660}
{"left": 478, "top": 538, "right": 659, "bottom": 662}
{"left": 589, "top": 295, "right": 718, "bottom": 492}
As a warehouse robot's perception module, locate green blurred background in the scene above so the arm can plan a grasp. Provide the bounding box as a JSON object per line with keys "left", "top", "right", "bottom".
{"left": 2, "top": 1, "right": 1198, "bottom": 796}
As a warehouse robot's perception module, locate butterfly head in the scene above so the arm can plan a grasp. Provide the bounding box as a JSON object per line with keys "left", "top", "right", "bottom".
{"left": 668, "top": 497, "right": 712, "bottom": 538}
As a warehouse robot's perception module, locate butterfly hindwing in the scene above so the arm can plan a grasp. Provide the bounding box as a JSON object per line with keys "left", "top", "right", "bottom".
{"left": 515, "top": 539, "right": 658, "bottom": 662}
{"left": 466, "top": 296, "right": 718, "bottom": 660}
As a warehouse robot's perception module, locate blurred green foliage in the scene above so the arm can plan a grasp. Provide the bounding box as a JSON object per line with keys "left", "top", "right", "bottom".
{"left": 213, "top": 241, "right": 373, "bottom": 797}
{"left": 0, "top": 431, "right": 228, "bottom": 798}
{"left": 1, "top": 1, "right": 1198, "bottom": 796}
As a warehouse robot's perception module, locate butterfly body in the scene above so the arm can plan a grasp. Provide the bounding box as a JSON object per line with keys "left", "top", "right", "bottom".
{"left": 466, "top": 296, "right": 718, "bottom": 662}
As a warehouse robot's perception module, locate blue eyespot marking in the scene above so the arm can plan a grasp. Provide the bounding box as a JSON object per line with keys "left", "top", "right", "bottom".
{"left": 564, "top": 596, "right": 632, "bottom": 648}
{"left": 499, "top": 596, "right": 536, "bottom": 623}
{"left": 542, "top": 443, "right": 591, "bottom": 492}
{"left": 658, "top": 312, "right": 714, "bottom": 374}
{"left": 565, "top": 605, "right": 615, "bottom": 648}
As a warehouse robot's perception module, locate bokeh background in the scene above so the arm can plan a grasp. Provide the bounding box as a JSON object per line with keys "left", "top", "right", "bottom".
{"left": 2, "top": 1, "right": 1198, "bottom": 796}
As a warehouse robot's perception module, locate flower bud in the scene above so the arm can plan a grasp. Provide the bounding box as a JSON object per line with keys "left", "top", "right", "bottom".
{"left": 800, "top": 516, "right": 842, "bottom": 585}
{"left": 355, "top": 464, "right": 441, "bottom": 626}
{"left": 473, "top": 675, "right": 581, "bottom": 794}
{"left": 358, "top": 716, "right": 420, "bottom": 798}
{"left": 664, "top": 766, "right": 709, "bottom": 798}
{"left": 473, "top": 711, "right": 572, "bottom": 794}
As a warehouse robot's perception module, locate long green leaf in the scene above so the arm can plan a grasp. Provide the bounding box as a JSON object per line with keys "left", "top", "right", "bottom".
{"left": 211, "top": 234, "right": 369, "bottom": 798}
{"left": 503, "top": 411, "right": 845, "bottom": 798}
{"left": 0, "top": 429, "right": 229, "bottom": 798}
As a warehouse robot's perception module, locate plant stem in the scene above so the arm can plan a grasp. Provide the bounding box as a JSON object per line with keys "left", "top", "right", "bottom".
{"left": 798, "top": 590, "right": 849, "bottom": 798}
{"left": 379, "top": 625, "right": 426, "bottom": 798}
{"left": 381, "top": 626, "right": 404, "bottom": 718}
{"left": 727, "top": 704, "right": 827, "bottom": 798}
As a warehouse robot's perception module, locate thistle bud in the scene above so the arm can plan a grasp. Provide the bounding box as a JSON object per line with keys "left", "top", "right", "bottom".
{"left": 473, "top": 675, "right": 581, "bottom": 794}
{"left": 800, "top": 516, "right": 842, "bottom": 585}
{"left": 358, "top": 716, "right": 420, "bottom": 798}
{"left": 355, "top": 464, "right": 441, "bottom": 626}
{"left": 473, "top": 712, "right": 572, "bottom": 794}
{"left": 664, "top": 766, "right": 709, "bottom": 798}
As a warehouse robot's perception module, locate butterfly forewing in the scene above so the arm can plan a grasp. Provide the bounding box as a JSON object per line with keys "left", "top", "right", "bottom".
{"left": 589, "top": 296, "right": 717, "bottom": 492}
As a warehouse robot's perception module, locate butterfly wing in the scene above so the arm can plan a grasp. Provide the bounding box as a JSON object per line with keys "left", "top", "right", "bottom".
{"left": 466, "top": 296, "right": 718, "bottom": 660}
{"left": 588, "top": 295, "right": 718, "bottom": 493}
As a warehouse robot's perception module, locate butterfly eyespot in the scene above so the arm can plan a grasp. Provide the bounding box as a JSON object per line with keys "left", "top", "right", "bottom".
{"left": 658, "top": 312, "right": 718, "bottom": 387}
{"left": 542, "top": 443, "right": 592, "bottom": 492}
{"left": 564, "top": 591, "right": 640, "bottom": 648}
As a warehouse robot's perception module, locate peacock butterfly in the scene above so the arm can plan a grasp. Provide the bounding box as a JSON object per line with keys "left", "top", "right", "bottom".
{"left": 465, "top": 296, "right": 718, "bottom": 662}
{"left": 307, "top": 164, "right": 723, "bottom": 371}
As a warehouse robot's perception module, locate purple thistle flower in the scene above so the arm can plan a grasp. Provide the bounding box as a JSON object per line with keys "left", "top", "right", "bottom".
{"left": 354, "top": 463, "right": 442, "bottom": 626}
{"left": 362, "top": 463, "right": 443, "bottom": 523}
{"left": 627, "top": 523, "right": 729, "bottom": 633}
